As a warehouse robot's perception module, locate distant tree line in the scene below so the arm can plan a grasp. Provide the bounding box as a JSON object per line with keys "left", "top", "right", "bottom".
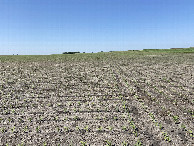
{"left": 62, "top": 52, "right": 80, "bottom": 54}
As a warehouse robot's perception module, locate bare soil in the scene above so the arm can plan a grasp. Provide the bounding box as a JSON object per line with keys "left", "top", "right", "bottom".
{"left": 0, "top": 53, "right": 193, "bottom": 145}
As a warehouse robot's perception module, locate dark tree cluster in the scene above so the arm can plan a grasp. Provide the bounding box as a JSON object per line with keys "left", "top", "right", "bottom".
{"left": 62, "top": 52, "right": 80, "bottom": 54}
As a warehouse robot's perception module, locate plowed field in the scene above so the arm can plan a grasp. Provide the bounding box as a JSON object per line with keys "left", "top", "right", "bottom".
{"left": 0, "top": 52, "right": 193, "bottom": 145}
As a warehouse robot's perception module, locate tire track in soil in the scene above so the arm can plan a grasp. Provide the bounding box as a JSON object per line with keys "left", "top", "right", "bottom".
{"left": 113, "top": 62, "right": 193, "bottom": 145}
{"left": 110, "top": 64, "right": 168, "bottom": 146}
{"left": 118, "top": 62, "right": 194, "bottom": 142}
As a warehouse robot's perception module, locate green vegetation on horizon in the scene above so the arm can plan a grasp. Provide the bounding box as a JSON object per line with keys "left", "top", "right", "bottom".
{"left": 0, "top": 47, "right": 194, "bottom": 62}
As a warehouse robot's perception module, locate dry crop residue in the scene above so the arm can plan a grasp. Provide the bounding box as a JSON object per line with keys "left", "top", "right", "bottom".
{"left": 0, "top": 53, "right": 193, "bottom": 145}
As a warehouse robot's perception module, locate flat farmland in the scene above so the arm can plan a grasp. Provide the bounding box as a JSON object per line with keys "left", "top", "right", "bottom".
{"left": 0, "top": 51, "right": 194, "bottom": 145}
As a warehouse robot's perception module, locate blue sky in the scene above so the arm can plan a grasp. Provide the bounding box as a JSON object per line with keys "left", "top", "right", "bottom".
{"left": 0, "top": 0, "right": 194, "bottom": 55}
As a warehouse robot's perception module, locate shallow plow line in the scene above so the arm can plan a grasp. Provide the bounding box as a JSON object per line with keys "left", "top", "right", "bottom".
{"left": 122, "top": 72, "right": 172, "bottom": 142}
{"left": 69, "top": 64, "right": 127, "bottom": 146}
{"left": 145, "top": 82, "right": 194, "bottom": 138}
{"left": 128, "top": 79, "right": 193, "bottom": 141}
{"left": 116, "top": 63, "right": 194, "bottom": 140}
{"left": 109, "top": 67, "right": 140, "bottom": 143}
{"left": 142, "top": 72, "right": 193, "bottom": 117}
{"left": 109, "top": 64, "right": 143, "bottom": 145}
{"left": 138, "top": 71, "right": 194, "bottom": 139}
{"left": 112, "top": 63, "right": 174, "bottom": 143}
